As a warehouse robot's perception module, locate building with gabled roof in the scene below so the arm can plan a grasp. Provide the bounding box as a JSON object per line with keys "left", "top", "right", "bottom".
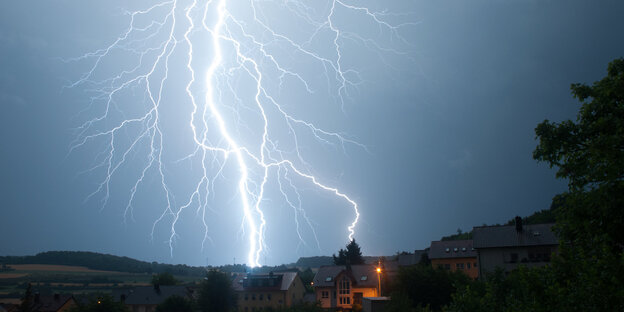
{"left": 472, "top": 219, "right": 558, "bottom": 277}
{"left": 428, "top": 240, "right": 479, "bottom": 279}
{"left": 115, "top": 285, "right": 193, "bottom": 312}
{"left": 312, "top": 265, "right": 380, "bottom": 309}
{"left": 232, "top": 271, "right": 305, "bottom": 312}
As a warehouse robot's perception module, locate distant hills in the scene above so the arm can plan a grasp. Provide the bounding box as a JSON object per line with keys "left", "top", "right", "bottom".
{"left": 0, "top": 251, "right": 206, "bottom": 276}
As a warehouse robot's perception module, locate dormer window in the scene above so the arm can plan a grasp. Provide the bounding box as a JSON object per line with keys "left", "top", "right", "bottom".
{"left": 461, "top": 247, "right": 466, "bottom": 252}
{"left": 325, "top": 276, "right": 332, "bottom": 282}
{"left": 445, "top": 248, "right": 450, "bottom": 253}
{"left": 453, "top": 248, "right": 458, "bottom": 252}
{"left": 360, "top": 276, "right": 368, "bottom": 281}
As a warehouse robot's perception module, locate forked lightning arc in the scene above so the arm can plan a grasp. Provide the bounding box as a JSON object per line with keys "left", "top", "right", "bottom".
{"left": 68, "top": 0, "right": 411, "bottom": 267}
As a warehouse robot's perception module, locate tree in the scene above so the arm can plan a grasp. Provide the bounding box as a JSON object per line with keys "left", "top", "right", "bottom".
{"left": 389, "top": 265, "right": 470, "bottom": 311}
{"left": 155, "top": 295, "right": 194, "bottom": 312}
{"left": 197, "top": 270, "right": 236, "bottom": 312}
{"left": 333, "top": 239, "right": 364, "bottom": 265}
{"left": 533, "top": 58, "right": 624, "bottom": 310}
{"left": 151, "top": 272, "right": 178, "bottom": 286}
{"left": 18, "top": 283, "right": 34, "bottom": 312}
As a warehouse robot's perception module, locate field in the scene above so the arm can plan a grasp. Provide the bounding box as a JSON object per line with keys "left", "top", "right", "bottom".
{"left": 0, "top": 263, "right": 200, "bottom": 299}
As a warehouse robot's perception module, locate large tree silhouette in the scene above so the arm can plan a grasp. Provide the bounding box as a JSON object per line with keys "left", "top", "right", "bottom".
{"left": 333, "top": 239, "right": 364, "bottom": 265}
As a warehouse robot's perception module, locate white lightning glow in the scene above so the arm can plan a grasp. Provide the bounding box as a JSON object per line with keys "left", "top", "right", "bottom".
{"left": 68, "top": 0, "right": 411, "bottom": 267}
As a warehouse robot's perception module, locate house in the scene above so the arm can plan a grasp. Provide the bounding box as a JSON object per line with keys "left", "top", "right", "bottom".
{"left": 118, "top": 285, "right": 192, "bottom": 312}
{"left": 428, "top": 240, "right": 478, "bottom": 279}
{"left": 312, "top": 265, "right": 380, "bottom": 309}
{"left": 29, "top": 293, "right": 76, "bottom": 312}
{"left": 472, "top": 218, "right": 558, "bottom": 277}
{"left": 232, "top": 271, "right": 306, "bottom": 312}
{"left": 383, "top": 249, "right": 427, "bottom": 284}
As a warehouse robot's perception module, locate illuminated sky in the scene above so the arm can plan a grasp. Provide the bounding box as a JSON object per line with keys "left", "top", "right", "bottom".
{"left": 1, "top": 0, "right": 623, "bottom": 266}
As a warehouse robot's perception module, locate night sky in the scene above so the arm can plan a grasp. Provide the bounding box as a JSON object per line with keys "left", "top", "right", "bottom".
{"left": 1, "top": 0, "right": 623, "bottom": 267}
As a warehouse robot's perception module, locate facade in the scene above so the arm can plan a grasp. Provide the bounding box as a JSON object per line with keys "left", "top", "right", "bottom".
{"left": 428, "top": 240, "right": 479, "bottom": 279}
{"left": 29, "top": 294, "right": 76, "bottom": 312}
{"left": 232, "top": 271, "right": 306, "bottom": 312}
{"left": 472, "top": 221, "right": 558, "bottom": 277}
{"left": 312, "top": 265, "right": 380, "bottom": 309}
{"left": 119, "top": 285, "right": 192, "bottom": 312}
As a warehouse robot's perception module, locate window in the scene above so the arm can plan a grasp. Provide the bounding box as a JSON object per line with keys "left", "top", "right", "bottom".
{"left": 325, "top": 276, "right": 332, "bottom": 282}
{"left": 244, "top": 294, "right": 248, "bottom": 300}
{"left": 456, "top": 263, "right": 464, "bottom": 269}
{"left": 445, "top": 248, "right": 450, "bottom": 253}
{"left": 338, "top": 277, "right": 351, "bottom": 306}
{"left": 474, "top": 262, "right": 478, "bottom": 267}
{"left": 360, "top": 275, "right": 368, "bottom": 281}
{"left": 444, "top": 263, "right": 451, "bottom": 270}
{"left": 267, "top": 294, "right": 271, "bottom": 301}
{"left": 252, "top": 294, "right": 256, "bottom": 301}
{"left": 321, "top": 291, "right": 329, "bottom": 299}
{"left": 259, "top": 294, "right": 263, "bottom": 301}
{"left": 467, "top": 262, "right": 471, "bottom": 269}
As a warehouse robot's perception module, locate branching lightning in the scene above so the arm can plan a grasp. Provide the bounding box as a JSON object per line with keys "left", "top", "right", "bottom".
{"left": 67, "top": 0, "right": 412, "bottom": 267}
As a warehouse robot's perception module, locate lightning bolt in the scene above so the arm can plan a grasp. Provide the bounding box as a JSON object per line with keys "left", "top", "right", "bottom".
{"left": 67, "top": 0, "right": 412, "bottom": 267}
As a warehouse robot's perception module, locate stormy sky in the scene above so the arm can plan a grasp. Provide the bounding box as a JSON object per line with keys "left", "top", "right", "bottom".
{"left": 1, "top": 0, "right": 623, "bottom": 266}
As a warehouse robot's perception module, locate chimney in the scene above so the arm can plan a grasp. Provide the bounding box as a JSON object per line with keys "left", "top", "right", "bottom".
{"left": 515, "top": 216, "right": 523, "bottom": 233}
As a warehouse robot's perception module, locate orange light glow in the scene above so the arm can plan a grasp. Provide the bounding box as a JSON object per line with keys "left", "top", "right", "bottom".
{"left": 376, "top": 267, "right": 381, "bottom": 273}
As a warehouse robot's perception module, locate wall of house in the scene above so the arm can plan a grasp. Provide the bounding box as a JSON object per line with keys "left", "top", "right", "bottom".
{"left": 477, "top": 245, "right": 558, "bottom": 277}
{"left": 237, "top": 290, "right": 287, "bottom": 312}
{"left": 315, "top": 287, "right": 334, "bottom": 308}
{"left": 285, "top": 275, "right": 306, "bottom": 307}
{"left": 431, "top": 257, "right": 479, "bottom": 279}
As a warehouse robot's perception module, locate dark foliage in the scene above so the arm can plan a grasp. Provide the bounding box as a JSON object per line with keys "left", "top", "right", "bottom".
{"left": 155, "top": 295, "right": 194, "bottom": 312}
{"left": 151, "top": 272, "right": 178, "bottom": 286}
{"left": 197, "top": 270, "right": 236, "bottom": 312}
{"left": 388, "top": 265, "right": 471, "bottom": 311}
{"left": 333, "top": 239, "right": 364, "bottom": 265}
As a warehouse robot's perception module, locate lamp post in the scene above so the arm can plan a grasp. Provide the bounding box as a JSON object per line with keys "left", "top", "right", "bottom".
{"left": 376, "top": 267, "right": 381, "bottom": 296}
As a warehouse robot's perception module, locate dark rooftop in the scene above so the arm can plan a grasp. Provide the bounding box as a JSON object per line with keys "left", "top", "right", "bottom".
{"left": 122, "top": 285, "right": 190, "bottom": 305}
{"left": 473, "top": 223, "right": 558, "bottom": 249}
{"left": 312, "top": 265, "right": 378, "bottom": 288}
{"left": 428, "top": 240, "right": 477, "bottom": 259}
{"left": 231, "top": 272, "right": 298, "bottom": 292}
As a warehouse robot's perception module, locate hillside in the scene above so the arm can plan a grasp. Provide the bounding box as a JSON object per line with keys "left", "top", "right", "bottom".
{"left": 0, "top": 251, "right": 205, "bottom": 276}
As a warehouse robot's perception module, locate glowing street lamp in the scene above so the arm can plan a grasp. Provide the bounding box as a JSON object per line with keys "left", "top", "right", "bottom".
{"left": 376, "top": 267, "right": 382, "bottom": 296}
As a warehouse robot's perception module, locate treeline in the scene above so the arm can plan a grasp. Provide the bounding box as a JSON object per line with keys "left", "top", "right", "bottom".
{"left": 0, "top": 251, "right": 206, "bottom": 276}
